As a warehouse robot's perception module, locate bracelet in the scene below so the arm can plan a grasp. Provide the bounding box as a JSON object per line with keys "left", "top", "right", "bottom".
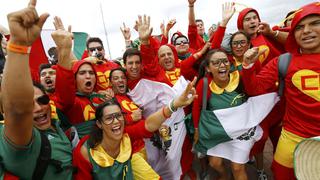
{"left": 168, "top": 100, "right": 177, "bottom": 113}
{"left": 274, "top": 30, "right": 279, "bottom": 38}
{"left": 162, "top": 107, "right": 171, "bottom": 119}
{"left": 7, "top": 42, "right": 31, "bottom": 54}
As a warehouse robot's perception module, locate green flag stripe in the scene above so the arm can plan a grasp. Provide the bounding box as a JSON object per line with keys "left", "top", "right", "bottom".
{"left": 195, "top": 110, "right": 232, "bottom": 154}
{"left": 73, "top": 32, "right": 88, "bottom": 60}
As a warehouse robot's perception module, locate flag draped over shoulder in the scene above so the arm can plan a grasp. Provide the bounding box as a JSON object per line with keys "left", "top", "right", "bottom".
{"left": 195, "top": 92, "right": 280, "bottom": 155}
{"left": 29, "top": 30, "right": 88, "bottom": 81}
{"left": 127, "top": 77, "right": 189, "bottom": 180}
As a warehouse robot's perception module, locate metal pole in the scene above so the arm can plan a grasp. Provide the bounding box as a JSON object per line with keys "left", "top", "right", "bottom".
{"left": 99, "top": 2, "right": 112, "bottom": 59}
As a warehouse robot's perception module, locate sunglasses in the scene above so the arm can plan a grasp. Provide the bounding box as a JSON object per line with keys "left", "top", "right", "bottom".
{"left": 209, "top": 58, "right": 230, "bottom": 67}
{"left": 89, "top": 46, "right": 103, "bottom": 52}
{"left": 36, "top": 94, "right": 50, "bottom": 105}
{"left": 231, "top": 40, "right": 248, "bottom": 47}
{"left": 175, "top": 39, "right": 189, "bottom": 46}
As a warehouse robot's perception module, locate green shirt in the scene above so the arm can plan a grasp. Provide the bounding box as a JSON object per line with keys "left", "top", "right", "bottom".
{"left": 0, "top": 120, "right": 72, "bottom": 180}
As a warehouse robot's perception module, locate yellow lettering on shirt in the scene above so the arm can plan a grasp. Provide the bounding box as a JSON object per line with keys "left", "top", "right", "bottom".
{"left": 121, "top": 100, "right": 138, "bottom": 112}
{"left": 292, "top": 69, "right": 320, "bottom": 101}
{"left": 83, "top": 105, "right": 96, "bottom": 121}
{"left": 258, "top": 45, "right": 270, "bottom": 64}
{"left": 166, "top": 68, "right": 181, "bottom": 85}
{"left": 96, "top": 70, "right": 111, "bottom": 89}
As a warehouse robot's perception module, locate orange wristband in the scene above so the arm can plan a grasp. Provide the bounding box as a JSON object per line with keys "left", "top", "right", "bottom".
{"left": 7, "top": 42, "right": 31, "bottom": 54}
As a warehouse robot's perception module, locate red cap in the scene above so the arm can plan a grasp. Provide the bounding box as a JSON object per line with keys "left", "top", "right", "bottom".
{"left": 237, "top": 8, "right": 261, "bottom": 30}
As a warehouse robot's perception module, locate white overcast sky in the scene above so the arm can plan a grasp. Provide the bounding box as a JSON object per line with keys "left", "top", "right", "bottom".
{"left": 0, "top": 0, "right": 316, "bottom": 59}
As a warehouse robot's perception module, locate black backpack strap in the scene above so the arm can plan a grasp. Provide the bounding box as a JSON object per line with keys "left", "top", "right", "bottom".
{"left": 202, "top": 77, "right": 208, "bottom": 110}
{"left": 278, "top": 53, "right": 292, "bottom": 96}
{"left": 32, "top": 132, "right": 51, "bottom": 180}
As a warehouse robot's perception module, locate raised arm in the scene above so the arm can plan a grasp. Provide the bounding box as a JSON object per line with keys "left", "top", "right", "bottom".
{"left": 52, "top": 17, "right": 77, "bottom": 111}
{"left": 3, "top": 0, "right": 48, "bottom": 145}
{"left": 120, "top": 22, "right": 133, "bottom": 49}
{"left": 52, "top": 16, "right": 73, "bottom": 69}
{"left": 188, "top": 0, "right": 197, "bottom": 26}
{"left": 210, "top": 2, "right": 235, "bottom": 49}
{"left": 144, "top": 77, "right": 198, "bottom": 132}
{"left": 160, "top": 19, "right": 176, "bottom": 45}
{"left": 181, "top": 42, "right": 211, "bottom": 81}
{"left": 137, "top": 15, "right": 163, "bottom": 77}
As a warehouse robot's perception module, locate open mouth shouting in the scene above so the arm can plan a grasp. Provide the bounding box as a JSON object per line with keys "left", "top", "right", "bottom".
{"left": 85, "top": 81, "right": 94, "bottom": 90}
{"left": 111, "top": 124, "right": 122, "bottom": 135}
{"left": 218, "top": 69, "right": 229, "bottom": 79}
{"left": 45, "top": 78, "right": 54, "bottom": 88}
{"left": 116, "top": 84, "right": 126, "bottom": 94}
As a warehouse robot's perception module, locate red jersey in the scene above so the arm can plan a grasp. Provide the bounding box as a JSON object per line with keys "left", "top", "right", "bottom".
{"left": 242, "top": 54, "right": 320, "bottom": 138}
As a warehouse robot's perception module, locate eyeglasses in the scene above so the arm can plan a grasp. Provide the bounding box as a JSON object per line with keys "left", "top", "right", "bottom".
{"left": 89, "top": 46, "right": 103, "bottom": 52}
{"left": 101, "top": 112, "right": 124, "bottom": 125}
{"left": 175, "top": 39, "right": 189, "bottom": 46}
{"left": 231, "top": 40, "right": 248, "bottom": 47}
{"left": 209, "top": 58, "right": 230, "bottom": 67}
{"left": 36, "top": 94, "right": 50, "bottom": 105}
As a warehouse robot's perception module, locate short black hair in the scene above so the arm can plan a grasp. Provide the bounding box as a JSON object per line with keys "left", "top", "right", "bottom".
{"left": 195, "top": 19, "right": 204, "bottom": 24}
{"left": 86, "top": 37, "right": 104, "bottom": 49}
{"left": 122, "top": 48, "right": 141, "bottom": 65}
{"left": 39, "top": 63, "right": 53, "bottom": 76}
{"left": 109, "top": 67, "right": 127, "bottom": 82}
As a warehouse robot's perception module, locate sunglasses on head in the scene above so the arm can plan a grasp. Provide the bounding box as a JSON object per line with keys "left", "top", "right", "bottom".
{"left": 36, "top": 94, "right": 50, "bottom": 105}
{"left": 89, "top": 46, "right": 103, "bottom": 52}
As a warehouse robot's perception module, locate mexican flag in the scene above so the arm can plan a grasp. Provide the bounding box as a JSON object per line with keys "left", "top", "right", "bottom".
{"left": 128, "top": 77, "right": 189, "bottom": 180}
{"left": 29, "top": 29, "right": 88, "bottom": 81}
{"left": 195, "top": 92, "right": 279, "bottom": 157}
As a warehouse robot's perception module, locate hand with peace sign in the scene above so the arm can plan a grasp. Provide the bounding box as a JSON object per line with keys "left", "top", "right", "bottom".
{"left": 7, "top": 0, "right": 49, "bottom": 46}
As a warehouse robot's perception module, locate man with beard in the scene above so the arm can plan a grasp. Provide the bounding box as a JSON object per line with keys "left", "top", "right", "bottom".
{"left": 39, "top": 64, "right": 56, "bottom": 94}
{"left": 39, "top": 63, "right": 59, "bottom": 120}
